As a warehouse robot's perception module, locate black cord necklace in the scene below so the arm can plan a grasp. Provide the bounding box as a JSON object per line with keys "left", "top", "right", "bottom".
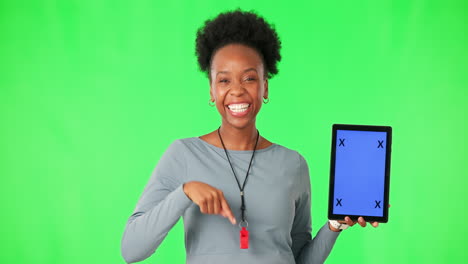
{"left": 217, "top": 126, "right": 259, "bottom": 249}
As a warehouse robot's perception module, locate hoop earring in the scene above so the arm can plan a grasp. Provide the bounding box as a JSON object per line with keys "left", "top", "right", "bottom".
{"left": 209, "top": 99, "right": 215, "bottom": 107}
{"left": 263, "top": 97, "right": 270, "bottom": 104}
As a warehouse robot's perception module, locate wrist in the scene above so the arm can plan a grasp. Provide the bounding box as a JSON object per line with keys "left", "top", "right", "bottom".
{"left": 328, "top": 222, "right": 342, "bottom": 232}
{"left": 328, "top": 220, "right": 348, "bottom": 232}
{"left": 182, "top": 182, "right": 192, "bottom": 200}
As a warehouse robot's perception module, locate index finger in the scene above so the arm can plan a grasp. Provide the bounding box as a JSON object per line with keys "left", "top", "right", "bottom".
{"left": 219, "top": 193, "right": 236, "bottom": 225}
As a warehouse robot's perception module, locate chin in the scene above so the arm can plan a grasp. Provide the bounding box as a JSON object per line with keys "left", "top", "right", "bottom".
{"left": 223, "top": 117, "right": 256, "bottom": 130}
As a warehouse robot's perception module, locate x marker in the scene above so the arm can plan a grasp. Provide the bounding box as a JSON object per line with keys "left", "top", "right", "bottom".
{"left": 375, "top": 200, "right": 381, "bottom": 208}
{"left": 377, "top": 140, "right": 384, "bottom": 148}
{"left": 339, "top": 138, "right": 345, "bottom": 147}
{"left": 336, "top": 198, "right": 342, "bottom": 206}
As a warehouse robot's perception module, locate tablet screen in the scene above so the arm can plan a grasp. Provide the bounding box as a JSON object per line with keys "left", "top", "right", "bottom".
{"left": 329, "top": 125, "right": 391, "bottom": 222}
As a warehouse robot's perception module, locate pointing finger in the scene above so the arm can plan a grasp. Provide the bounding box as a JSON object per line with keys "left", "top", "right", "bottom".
{"left": 220, "top": 194, "right": 236, "bottom": 225}
{"left": 220, "top": 210, "right": 227, "bottom": 218}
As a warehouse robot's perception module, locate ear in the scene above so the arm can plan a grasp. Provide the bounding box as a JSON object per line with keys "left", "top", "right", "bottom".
{"left": 207, "top": 70, "right": 216, "bottom": 100}
{"left": 209, "top": 79, "right": 215, "bottom": 101}
{"left": 263, "top": 78, "right": 269, "bottom": 99}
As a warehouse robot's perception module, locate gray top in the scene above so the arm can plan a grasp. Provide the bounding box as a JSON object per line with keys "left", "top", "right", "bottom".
{"left": 121, "top": 137, "right": 340, "bottom": 264}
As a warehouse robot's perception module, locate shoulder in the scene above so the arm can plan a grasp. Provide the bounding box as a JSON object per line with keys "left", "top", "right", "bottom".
{"left": 271, "top": 144, "right": 310, "bottom": 192}
{"left": 165, "top": 137, "right": 199, "bottom": 152}
{"left": 155, "top": 138, "right": 202, "bottom": 173}
{"left": 272, "top": 143, "right": 307, "bottom": 161}
{"left": 164, "top": 137, "right": 211, "bottom": 156}
{"left": 267, "top": 143, "right": 308, "bottom": 171}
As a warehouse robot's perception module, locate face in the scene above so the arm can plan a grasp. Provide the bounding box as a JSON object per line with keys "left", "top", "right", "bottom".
{"left": 209, "top": 44, "right": 268, "bottom": 130}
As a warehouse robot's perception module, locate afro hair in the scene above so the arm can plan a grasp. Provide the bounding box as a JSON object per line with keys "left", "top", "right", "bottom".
{"left": 195, "top": 9, "right": 282, "bottom": 79}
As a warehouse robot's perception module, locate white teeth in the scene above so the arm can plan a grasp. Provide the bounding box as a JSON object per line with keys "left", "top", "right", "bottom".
{"left": 228, "top": 103, "right": 250, "bottom": 113}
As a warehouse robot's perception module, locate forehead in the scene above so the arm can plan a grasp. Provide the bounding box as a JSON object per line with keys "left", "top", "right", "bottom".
{"left": 210, "top": 44, "right": 264, "bottom": 73}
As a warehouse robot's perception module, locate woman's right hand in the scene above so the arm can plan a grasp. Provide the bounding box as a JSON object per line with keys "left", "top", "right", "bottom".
{"left": 183, "top": 181, "right": 237, "bottom": 225}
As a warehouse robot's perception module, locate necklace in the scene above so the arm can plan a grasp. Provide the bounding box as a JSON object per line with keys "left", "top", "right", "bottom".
{"left": 217, "top": 127, "right": 259, "bottom": 249}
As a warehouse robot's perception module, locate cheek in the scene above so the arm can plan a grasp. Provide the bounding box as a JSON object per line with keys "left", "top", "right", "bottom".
{"left": 251, "top": 87, "right": 264, "bottom": 102}
{"left": 210, "top": 85, "right": 221, "bottom": 100}
{"left": 212, "top": 88, "right": 227, "bottom": 108}
{"left": 213, "top": 89, "right": 227, "bottom": 102}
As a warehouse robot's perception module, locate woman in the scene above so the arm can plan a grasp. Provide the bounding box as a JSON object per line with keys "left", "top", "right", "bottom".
{"left": 121, "top": 9, "right": 380, "bottom": 264}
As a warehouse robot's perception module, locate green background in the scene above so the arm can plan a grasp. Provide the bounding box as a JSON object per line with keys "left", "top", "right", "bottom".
{"left": 1, "top": 0, "right": 467, "bottom": 263}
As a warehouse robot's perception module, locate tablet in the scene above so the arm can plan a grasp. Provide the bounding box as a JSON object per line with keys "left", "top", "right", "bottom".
{"left": 328, "top": 124, "right": 392, "bottom": 223}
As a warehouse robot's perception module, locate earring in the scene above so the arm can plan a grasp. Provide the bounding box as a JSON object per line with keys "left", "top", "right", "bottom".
{"left": 263, "top": 97, "right": 270, "bottom": 104}
{"left": 209, "top": 99, "right": 215, "bottom": 107}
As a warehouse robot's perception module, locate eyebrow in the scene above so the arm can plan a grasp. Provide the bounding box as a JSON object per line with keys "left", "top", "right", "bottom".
{"left": 215, "top": 68, "right": 257, "bottom": 77}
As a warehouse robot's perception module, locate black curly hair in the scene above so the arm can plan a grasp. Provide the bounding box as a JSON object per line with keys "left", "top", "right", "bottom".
{"left": 195, "top": 9, "right": 282, "bottom": 79}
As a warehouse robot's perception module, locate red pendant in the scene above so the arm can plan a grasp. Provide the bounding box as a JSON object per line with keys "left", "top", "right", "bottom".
{"left": 240, "top": 227, "right": 249, "bottom": 249}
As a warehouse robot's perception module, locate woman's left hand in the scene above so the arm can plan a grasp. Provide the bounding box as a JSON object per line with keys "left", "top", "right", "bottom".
{"left": 332, "top": 204, "right": 391, "bottom": 231}
{"left": 340, "top": 216, "right": 379, "bottom": 228}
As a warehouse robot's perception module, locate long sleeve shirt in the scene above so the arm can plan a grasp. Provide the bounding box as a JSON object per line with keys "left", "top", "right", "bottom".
{"left": 121, "top": 137, "right": 340, "bottom": 263}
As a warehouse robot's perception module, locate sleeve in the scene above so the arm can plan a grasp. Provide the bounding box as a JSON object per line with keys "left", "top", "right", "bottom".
{"left": 291, "top": 153, "right": 341, "bottom": 264}
{"left": 121, "top": 140, "right": 193, "bottom": 263}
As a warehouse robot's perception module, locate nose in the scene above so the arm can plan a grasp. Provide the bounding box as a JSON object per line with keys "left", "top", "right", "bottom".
{"left": 229, "top": 81, "right": 245, "bottom": 97}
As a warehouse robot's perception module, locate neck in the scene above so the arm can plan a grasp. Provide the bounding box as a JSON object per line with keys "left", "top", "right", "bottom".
{"left": 218, "top": 123, "right": 259, "bottom": 151}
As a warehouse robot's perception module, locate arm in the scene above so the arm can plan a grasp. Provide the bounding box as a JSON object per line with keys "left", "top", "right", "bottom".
{"left": 292, "top": 154, "right": 341, "bottom": 264}
{"left": 121, "top": 140, "right": 192, "bottom": 263}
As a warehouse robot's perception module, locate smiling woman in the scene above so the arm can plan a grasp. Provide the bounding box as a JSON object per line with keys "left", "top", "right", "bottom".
{"left": 208, "top": 44, "right": 269, "bottom": 143}
{"left": 120, "top": 9, "right": 375, "bottom": 264}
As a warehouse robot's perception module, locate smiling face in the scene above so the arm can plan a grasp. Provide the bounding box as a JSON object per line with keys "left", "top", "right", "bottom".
{"left": 209, "top": 44, "right": 268, "bottom": 130}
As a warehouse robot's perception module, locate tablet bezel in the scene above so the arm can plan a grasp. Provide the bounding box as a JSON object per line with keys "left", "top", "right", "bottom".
{"left": 328, "top": 124, "right": 392, "bottom": 223}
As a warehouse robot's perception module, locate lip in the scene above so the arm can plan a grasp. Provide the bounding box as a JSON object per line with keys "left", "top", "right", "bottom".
{"left": 225, "top": 103, "right": 252, "bottom": 117}
{"left": 226, "top": 101, "right": 251, "bottom": 106}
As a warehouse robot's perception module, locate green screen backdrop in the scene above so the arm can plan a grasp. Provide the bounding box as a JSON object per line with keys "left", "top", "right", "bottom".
{"left": 1, "top": 0, "right": 467, "bottom": 263}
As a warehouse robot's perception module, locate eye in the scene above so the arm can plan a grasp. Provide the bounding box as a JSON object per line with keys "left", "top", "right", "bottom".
{"left": 219, "top": 78, "right": 229, "bottom": 83}
{"left": 245, "top": 77, "right": 257, "bottom": 82}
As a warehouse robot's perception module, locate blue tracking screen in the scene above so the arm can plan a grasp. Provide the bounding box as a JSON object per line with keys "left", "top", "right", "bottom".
{"left": 333, "top": 130, "right": 387, "bottom": 217}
